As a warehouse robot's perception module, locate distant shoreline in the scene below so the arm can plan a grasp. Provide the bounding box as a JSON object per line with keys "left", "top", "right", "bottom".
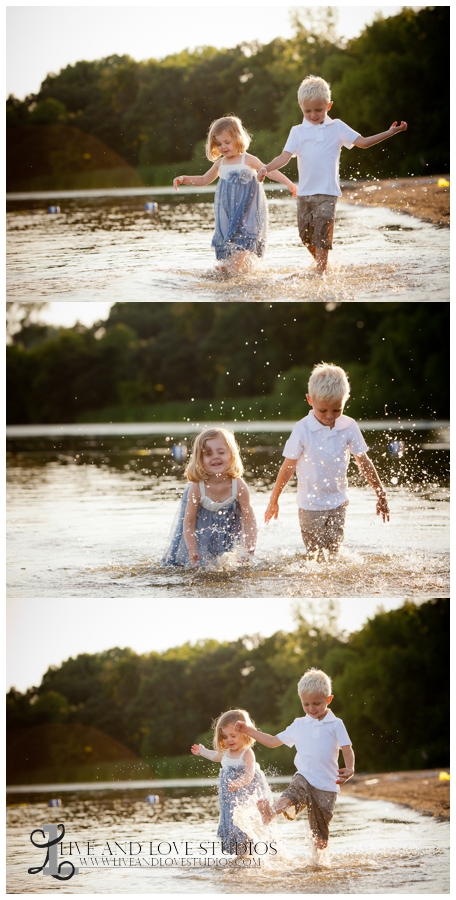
{"left": 343, "top": 769, "right": 450, "bottom": 821}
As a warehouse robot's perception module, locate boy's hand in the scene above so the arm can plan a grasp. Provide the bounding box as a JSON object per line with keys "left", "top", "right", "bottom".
{"left": 336, "top": 767, "right": 354, "bottom": 784}
{"left": 234, "top": 720, "right": 248, "bottom": 733}
{"left": 191, "top": 744, "right": 201, "bottom": 755}
{"left": 290, "top": 183, "right": 298, "bottom": 198}
{"left": 390, "top": 121, "right": 407, "bottom": 133}
{"left": 376, "top": 493, "right": 390, "bottom": 522}
{"left": 264, "top": 500, "right": 279, "bottom": 523}
{"left": 173, "top": 176, "right": 184, "bottom": 190}
{"left": 257, "top": 166, "right": 267, "bottom": 183}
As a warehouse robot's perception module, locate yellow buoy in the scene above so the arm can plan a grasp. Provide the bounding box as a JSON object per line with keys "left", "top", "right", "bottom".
{"left": 438, "top": 771, "right": 450, "bottom": 780}
{"left": 437, "top": 178, "right": 450, "bottom": 187}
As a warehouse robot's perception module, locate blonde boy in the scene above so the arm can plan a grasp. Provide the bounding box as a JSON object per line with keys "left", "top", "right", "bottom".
{"left": 258, "top": 75, "right": 407, "bottom": 274}
{"left": 235, "top": 668, "right": 354, "bottom": 850}
{"left": 265, "top": 362, "right": 389, "bottom": 558}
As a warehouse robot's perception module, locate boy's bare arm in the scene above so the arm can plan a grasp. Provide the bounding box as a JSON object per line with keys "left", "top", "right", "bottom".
{"left": 257, "top": 151, "right": 293, "bottom": 182}
{"left": 353, "top": 121, "right": 407, "bottom": 149}
{"left": 354, "top": 453, "right": 390, "bottom": 522}
{"left": 235, "top": 720, "right": 284, "bottom": 748}
{"left": 337, "top": 745, "right": 355, "bottom": 784}
{"left": 265, "top": 458, "right": 297, "bottom": 523}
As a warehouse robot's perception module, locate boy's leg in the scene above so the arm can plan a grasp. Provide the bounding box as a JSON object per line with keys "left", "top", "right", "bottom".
{"left": 298, "top": 508, "right": 327, "bottom": 559}
{"left": 261, "top": 775, "right": 336, "bottom": 850}
{"left": 297, "top": 195, "right": 336, "bottom": 274}
{"left": 324, "top": 503, "right": 348, "bottom": 555}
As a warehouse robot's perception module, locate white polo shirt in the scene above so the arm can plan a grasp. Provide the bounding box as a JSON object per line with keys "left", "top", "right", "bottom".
{"left": 277, "top": 709, "right": 351, "bottom": 793}
{"left": 283, "top": 411, "right": 368, "bottom": 511}
{"left": 283, "top": 116, "right": 360, "bottom": 197}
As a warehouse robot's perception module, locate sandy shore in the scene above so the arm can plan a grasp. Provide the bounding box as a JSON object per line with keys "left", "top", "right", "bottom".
{"left": 343, "top": 769, "right": 450, "bottom": 821}
{"left": 342, "top": 175, "right": 450, "bottom": 227}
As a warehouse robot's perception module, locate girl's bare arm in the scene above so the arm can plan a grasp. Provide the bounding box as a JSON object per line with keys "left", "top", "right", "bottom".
{"left": 191, "top": 744, "right": 223, "bottom": 762}
{"left": 245, "top": 154, "right": 297, "bottom": 196}
{"left": 173, "top": 160, "right": 221, "bottom": 190}
{"left": 183, "top": 484, "right": 200, "bottom": 563}
{"left": 257, "top": 150, "right": 293, "bottom": 181}
{"left": 237, "top": 479, "right": 257, "bottom": 553}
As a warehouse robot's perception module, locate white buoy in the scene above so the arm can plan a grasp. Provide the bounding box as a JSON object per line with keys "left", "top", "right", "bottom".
{"left": 145, "top": 202, "right": 158, "bottom": 212}
{"left": 146, "top": 794, "right": 160, "bottom": 804}
{"left": 48, "top": 798, "right": 62, "bottom": 807}
{"left": 47, "top": 206, "right": 60, "bottom": 214}
{"left": 172, "top": 444, "right": 187, "bottom": 463}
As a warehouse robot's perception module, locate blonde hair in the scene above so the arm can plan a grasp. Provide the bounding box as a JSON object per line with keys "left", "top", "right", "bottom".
{"left": 297, "top": 75, "right": 331, "bottom": 110}
{"left": 212, "top": 708, "right": 256, "bottom": 751}
{"left": 206, "top": 115, "right": 251, "bottom": 161}
{"left": 298, "top": 668, "right": 332, "bottom": 698}
{"left": 185, "top": 428, "right": 244, "bottom": 482}
{"left": 308, "top": 362, "right": 350, "bottom": 404}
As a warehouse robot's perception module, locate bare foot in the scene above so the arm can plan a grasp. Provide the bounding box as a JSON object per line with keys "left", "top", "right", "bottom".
{"left": 257, "top": 798, "right": 274, "bottom": 824}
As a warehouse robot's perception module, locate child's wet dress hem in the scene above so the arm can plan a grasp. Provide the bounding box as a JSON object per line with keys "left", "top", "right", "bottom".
{"left": 217, "top": 749, "right": 270, "bottom": 852}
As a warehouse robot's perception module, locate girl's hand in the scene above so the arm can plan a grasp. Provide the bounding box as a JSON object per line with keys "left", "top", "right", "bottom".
{"left": 173, "top": 176, "right": 184, "bottom": 190}
{"left": 191, "top": 744, "right": 201, "bottom": 755}
{"left": 227, "top": 780, "right": 239, "bottom": 792}
{"left": 390, "top": 121, "right": 407, "bottom": 133}
{"left": 257, "top": 167, "right": 267, "bottom": 183}
{"left": 376, "top": 493, "right": 390, "bottom": 522}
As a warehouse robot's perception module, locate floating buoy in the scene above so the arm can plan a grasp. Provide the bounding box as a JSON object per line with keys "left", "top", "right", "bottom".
{"left": 48, "top": 798, "right": 62, "bottom": 807}
{"left": 438, "top": 771, "right": 450, "bottom": 781}
{"left": 146, "top": 794, "right": 160, "bottom": 804}
{"left": 172, "top": 444, "right": 187, "bottom": 463}
{"left": 437, "top": 178, "right": 449, "bottom": 187}
{"left": 47, "top": 206, "right": 61, "bottom": 214}
{"left": 145, "top": 202, "right": 158, "bottom": 212}
{"left": 387, "top": 440, "right": 404, "bottom": 457}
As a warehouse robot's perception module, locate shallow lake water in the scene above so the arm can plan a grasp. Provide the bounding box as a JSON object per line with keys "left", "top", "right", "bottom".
{"left": 6, "top": 422, "right": 449, "bottom": 599}
{"left": 6, "top": 779, "right": 449, "bottom": 893}
{"left": 6, "top": 187, "right": 449, "bottom": 302}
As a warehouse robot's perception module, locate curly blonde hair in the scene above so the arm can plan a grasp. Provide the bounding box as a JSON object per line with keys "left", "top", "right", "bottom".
{"left": 212, "top": 709, "right": 256, "bottom": 751}
{"left": 205, "top": 115, "right": 251, "bottom": 161}
{"left": 185, "top": 428, "right": 244, "bottom": 482}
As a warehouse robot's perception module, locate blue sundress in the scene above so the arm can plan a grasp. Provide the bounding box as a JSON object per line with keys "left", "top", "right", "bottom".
{"left": 162, "top": 479, "right": 242, "bottom": 566}
{"left": 218, "top": 749, "right": 270, "bottom": 853}
{"left": 212, "top": 154, "right": 268, "bottom": 260}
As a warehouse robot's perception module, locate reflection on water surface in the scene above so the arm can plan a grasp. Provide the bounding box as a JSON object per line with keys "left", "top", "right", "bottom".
{"left": 7, "top": 191, "right": 449, "bottom": 301}
{"left": 6, "top": 783, "right": 449, "bottom": 893}
{"left": 7, "top": 426, "right": 449, "bottom": 598}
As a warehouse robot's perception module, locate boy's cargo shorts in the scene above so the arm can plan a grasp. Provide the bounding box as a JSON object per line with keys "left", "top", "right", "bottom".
{"left": 297, "top": 194, "right": 337, "bottom": 249}
{"left": 281, "top": 773, "right": 337, "bottom": 842}
{"left": 298, "top": 502, "right": 348, "bottom": 554}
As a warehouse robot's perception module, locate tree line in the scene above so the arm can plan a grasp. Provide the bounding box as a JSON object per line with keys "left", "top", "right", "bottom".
{"left": 6, "top": 301, "right": 449, "bottom": 424}
{"left": 6, "top": 7, "right": 449, "bottom": 190}
{"left": 6, "top": 600, "right": 449, "bottom": 779}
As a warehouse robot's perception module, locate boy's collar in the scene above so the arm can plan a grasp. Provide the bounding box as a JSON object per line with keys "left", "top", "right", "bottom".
{"left": 308, "top": 410, "right": 350, "bottom": 431}
{"left": 304, "top": 709, "right": 336, "bottom": 723}
{"left": 302, "top": 115, "right": 334, "bottom": 128}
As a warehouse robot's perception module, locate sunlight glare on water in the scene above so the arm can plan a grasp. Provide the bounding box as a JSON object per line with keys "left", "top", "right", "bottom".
{"left": 6, "top": 428, "right": 449, "bottom": 598}
{"left": 6, "top": 191, "right": 449, "bottom": 301}
{"left": 6, "top": 786, "right": 449, "bottom": 893}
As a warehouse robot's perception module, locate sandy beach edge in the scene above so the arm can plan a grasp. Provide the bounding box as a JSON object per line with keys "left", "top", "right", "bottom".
{"left": 342, "top": 768, "right": 450, "bottom": 821}
{"left": 341, "top": 175, "right": 450, "bottom": 227}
